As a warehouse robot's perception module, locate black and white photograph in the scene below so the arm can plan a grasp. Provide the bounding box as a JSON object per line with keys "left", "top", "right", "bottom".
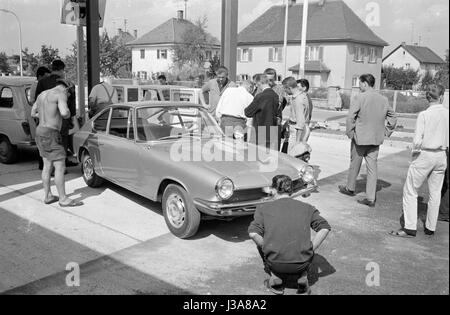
{"left": 0, "top": 0, "right": 448, "bottom": 299}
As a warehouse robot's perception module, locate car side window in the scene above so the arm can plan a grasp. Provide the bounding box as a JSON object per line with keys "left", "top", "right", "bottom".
{"left": 143, "top": 89, "right": 159, "bottom": 101}
{"left": 93, "top": 109, "right": 110, "bottom": 133}
{"left": 109, "top": 108, "right": 130, "bottom": 139}
{"left": 0, "top": 87, "right": 14, "bottom": 108}
{"left": 25, "top": 88, "right": 32, "bottom": 105}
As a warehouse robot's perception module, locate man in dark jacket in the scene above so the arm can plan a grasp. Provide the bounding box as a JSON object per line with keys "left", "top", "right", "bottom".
{"left": 245, "top": 74, "right": 281, "bottom": 150}
{"left": 35, "top": 60, "right": 77, "bottom": 168}
{"left": 249, "top": 175, "right": 331, "bottom": 295}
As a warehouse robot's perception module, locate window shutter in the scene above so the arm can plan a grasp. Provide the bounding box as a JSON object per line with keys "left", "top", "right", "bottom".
{"left": 352, "top": 45, "right": 357, "bottom": 61}
{"left": 319, "top": 47, "right": 324, "bottom": 61}
{"left": 248, "top": 49, "right": 253, "bottom": 62}
{"left": 157, "top": 50, "right": 160, "bottom": 59}
{"left": 279, "top": 48, "right": 283, "bottom": 62}
{"left": 237, "top": 49, "right": 242, "bottom": 62}
{"left": 269, "top": 48, "right": 274, "bottom": 62}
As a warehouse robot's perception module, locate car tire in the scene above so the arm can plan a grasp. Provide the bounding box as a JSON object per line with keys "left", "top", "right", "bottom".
{"left": 81, "top": 151, "right": 104, "bottom": 188}
{"left": 162, "top": 184, "right": 201, "bottom": 239}
{"left": 0, "top": 135, "right": 18, "bottom": 164}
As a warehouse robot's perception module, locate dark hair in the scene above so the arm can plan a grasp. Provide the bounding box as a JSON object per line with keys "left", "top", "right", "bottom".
{"left": 36, "top": 66, "right": 51, "bottom": 79}
{"left": 216, "top": 66, "right": 229, "bottom": 76}
{"left": 359, "top": 74, "right": 376, "bottom": 88}
{"left": 426, "top": 84, "right": 445, "bottom": 102}
{"left": 298, "top": 79, "right": 310, "bottom": 92}
{"left": 157, "top": 74, "right": 167, "bottom": 81}
{"left": 272, "top": 175, "right": 293, "bottom": 195}
{"left": 282, "top": 77, "right": 297, "bottom": 89}
{"left": 264, "top": 68, "right": 277, "bottom": 77}
{"left": 51, "top": 59, "right": 66, "bottom": 72}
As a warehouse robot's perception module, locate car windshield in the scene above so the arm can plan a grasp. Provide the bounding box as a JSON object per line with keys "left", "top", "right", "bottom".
{"left": 136, "top": 106, "right": 224, "bottom": 142}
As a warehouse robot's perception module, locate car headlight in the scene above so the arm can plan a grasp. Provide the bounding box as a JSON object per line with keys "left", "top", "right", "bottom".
{"left": 216, "top": 178, "right": 235, "bottom": 200}
{"left": 300, "top": 165, "right": 315, "bottom": 184}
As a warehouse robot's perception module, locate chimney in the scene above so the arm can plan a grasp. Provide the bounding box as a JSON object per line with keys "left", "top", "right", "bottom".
{"left": 177, "top": 10, "right": 184, "bottom": 20}
{"left": 401, "top": 41, "right": 406, "bottom": 46}
{"left": 134, "top": 29, "right": 138, "bottom": 38}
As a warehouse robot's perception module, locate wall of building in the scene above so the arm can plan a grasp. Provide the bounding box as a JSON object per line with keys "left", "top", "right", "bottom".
{"left": 345, "top": 43, "right": 384, "bottom": 89}
{"left": 132, "top": 45, "right": 175, "bottom": 78}
{"left": 383, "top": 47, "right": 421, "bottom": 72}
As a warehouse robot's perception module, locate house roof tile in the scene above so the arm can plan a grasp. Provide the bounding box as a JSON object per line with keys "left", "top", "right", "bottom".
{"left": 238, "top": 0, "right": 388, "bottom": 47}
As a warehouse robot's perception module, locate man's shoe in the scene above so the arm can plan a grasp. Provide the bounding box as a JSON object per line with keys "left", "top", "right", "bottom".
{"left": 424, "top": 228, "right": 435, "bottom": 236}
{"left": 357, "top": 199, "right": 376, "bottom": 208}
{"left": 297, "top": 275, "right": 311, "bottom": 295}
{"left": 338, "top": 185, "right": 355, "bottom": 197}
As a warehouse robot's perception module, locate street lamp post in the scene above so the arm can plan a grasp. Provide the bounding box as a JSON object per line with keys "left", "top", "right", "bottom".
{"left": 0, "top": 9, "right": 23, "bottom": 76}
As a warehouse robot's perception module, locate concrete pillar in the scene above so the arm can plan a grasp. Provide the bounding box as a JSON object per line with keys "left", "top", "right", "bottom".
{"left": 221, "top": 0, "right": 238, "bottom": 82}
{"left": 87, "top": 0, "right": 100, "bottom": 94}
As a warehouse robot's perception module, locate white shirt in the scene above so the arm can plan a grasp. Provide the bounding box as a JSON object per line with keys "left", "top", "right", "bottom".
{"left": 216, "top": 86, "right": 254, "bottom": 120}
{"left": 413, "top": 104, "right": 449, "bottom": 151}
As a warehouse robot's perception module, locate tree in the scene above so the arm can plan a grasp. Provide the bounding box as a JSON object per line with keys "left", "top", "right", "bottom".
{"left": 435, "top": 50, "right": 449, "bottom": 89}
{"left": 0, "top": 52, "right": 9, "bottom": 74}
{"left": 172, "top": 17, "right": 219, "bottom": 80}
{"left": 38, "top": 45, "right": 60, "bottom": 67}
{"left": 22, "top": 48, "right": 39, "bottom": 75}
{"left": 420, "top": 70, "right": 435, "bottom": 91}
{"left": 382, "top": 66, "right": 420, "bottom": 90}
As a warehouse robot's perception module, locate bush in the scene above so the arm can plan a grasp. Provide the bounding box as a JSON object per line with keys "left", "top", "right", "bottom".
{"left": 309, "top": 87, "right": 328, "bottom": 99}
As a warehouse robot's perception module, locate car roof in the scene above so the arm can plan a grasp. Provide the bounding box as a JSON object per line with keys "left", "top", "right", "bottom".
{"left": 109, "top": 101, "right": 202, "bottom": 108}
{"left": 0, "top": 76, "right": 36, "bottom": 87}
{"left": 113, "top": 84, "right": 194, "bottom": 89}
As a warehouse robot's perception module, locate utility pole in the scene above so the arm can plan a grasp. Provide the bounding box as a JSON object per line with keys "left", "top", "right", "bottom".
{"left": 283, "top": 0, "right": 290, "bottom": 79}
{"left": 221, "top": 0, "right": 238, "bottom": 81}
{"left": 87, "top": 0, "right": 100, "bottom": 93}
{"left": 0, "top": 9, "right": 23, "bottom": 76}
{"left": 298, "top": 0, "right": 309, "bottom": 78}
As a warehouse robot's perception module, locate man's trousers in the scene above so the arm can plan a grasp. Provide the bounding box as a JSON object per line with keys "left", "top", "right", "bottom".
{"left": 347, "top": 140, "right": 380, "bottom": 202}
{"left": 403, "top": 150, "right": 447, "bottom": 232}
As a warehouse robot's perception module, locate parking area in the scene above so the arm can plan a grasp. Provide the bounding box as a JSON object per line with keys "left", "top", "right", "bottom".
{"left": 0, "top": 135, "right": 448, "bottom": 295}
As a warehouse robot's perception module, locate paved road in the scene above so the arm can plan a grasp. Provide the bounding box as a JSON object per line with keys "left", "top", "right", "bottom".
{"left": 0, "top": 137, "right": 448, "bottom": 295}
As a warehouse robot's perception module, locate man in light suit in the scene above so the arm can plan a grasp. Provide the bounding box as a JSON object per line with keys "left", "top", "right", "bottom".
{"left": 339, "top": 74, "right": 397, "bottom": 207}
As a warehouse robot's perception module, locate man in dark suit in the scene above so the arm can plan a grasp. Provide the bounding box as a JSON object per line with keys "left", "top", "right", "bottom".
{"left": 35, "top": 60, "right": 78, "bottom": 169}
{"left": 339, "top": 74, "right": 397, "bottom": 207}
{"left": 245, "top": 74, "right": 281, "bottom": 150}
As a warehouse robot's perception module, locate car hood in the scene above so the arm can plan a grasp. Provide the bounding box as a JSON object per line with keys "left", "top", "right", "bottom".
{"left": 141, "top": 138, "right": 303, "bottom": 189}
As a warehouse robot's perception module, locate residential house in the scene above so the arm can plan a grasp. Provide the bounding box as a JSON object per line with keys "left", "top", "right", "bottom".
{"left": 382, "top": 43, "right": 445, "bottom": 77}
{"left": 127, "top": 11, "right": 220, "bottom": 80}
{"left": 237, "top": 0, "right": 388, "bottom": 89}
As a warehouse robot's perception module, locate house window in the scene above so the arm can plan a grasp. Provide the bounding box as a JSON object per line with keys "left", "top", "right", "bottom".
{"left": 269, "top": 47, "right": 283, "bottom": 62}
{"left": 138, "top": 71, "right": 147, "bottom": 80}
{"left": 354, "top": 46, "right": 365, "bottom": 62}
{"left": 140, "top": 49, "right": 145, "bottom": 59}
{"left": 369, "top": 47, "right": 377, "bottom": 63}
{"left": 205, "top": 50, "right": 212, "bottom": 60}
{"left": 157, "top": 49, "right": 168, "bottom": 60}
{"left": 239, "top": 74, "right": 250, "bottom": 81}
{"left": 306, "top": 46, "right": 324, "bottom": 61}
{"left": 405, "top": 63, "right": 411, "bottom": 70}
{"left": 238, "top": 48, "right": 253, "bottom": 62}
{"left": 352, "top": 76, "right": 360, "bottom": 87}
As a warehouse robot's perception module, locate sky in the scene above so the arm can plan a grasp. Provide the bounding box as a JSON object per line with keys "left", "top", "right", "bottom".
{"left": 0, "top": 0, "right": 448, "bottom": 58}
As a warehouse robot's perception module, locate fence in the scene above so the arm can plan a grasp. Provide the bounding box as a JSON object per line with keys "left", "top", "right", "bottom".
{"left": 309, "top": 86, "right": 431, "bottom": 114}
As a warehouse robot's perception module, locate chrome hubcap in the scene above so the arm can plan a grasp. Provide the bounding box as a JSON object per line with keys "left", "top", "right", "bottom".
{"left": 166, "top": 194, "right": 186, "bottom": 229}
{"left": 83, "top": 157, "right": 94, "bottom": 180}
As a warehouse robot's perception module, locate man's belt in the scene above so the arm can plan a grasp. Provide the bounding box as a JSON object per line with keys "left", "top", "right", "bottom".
{"left": 221, "top": 114, "right": 247, "bottom": 121}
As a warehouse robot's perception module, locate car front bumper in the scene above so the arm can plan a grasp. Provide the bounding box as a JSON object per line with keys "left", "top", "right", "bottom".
{"left": 194, "top": 183, "right": 318, "bottom": 218}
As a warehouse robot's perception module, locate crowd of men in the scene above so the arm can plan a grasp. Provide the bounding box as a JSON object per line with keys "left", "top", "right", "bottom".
{"left": 29, "top": 61, "right": 448, "bottom": 295}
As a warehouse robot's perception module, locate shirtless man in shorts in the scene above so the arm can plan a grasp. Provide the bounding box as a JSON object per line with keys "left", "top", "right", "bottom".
{"left": 31, "top": 80, "right": 83, "bottom": 207}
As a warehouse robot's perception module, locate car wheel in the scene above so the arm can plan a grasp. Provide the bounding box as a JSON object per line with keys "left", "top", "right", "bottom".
{"left": 81, "top": 151, "right": 104, "bottom": 188}
{"left": 0, "top": 136, "right": 18, "bottom": 164}
{"left": 162, "top": 184, "right": 201, "bottom": 239}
